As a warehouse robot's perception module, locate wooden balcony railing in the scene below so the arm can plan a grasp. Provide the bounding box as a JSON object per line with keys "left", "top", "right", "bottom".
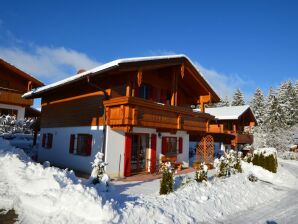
{"left": 237, "top": 133, "right": 254, "bottom": 144}
{"left": 103, "top": 96, "right": 214, "bottom": 132}
{"left": 208, "top": 124, "right": 233, "bottom": 134}
{"left": 0, "top": 90, "right": 33, "bottom": 106}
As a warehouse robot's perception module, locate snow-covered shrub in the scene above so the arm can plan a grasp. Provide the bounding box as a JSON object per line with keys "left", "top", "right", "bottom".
{"left": 252, "top": 148, "right": 278, "bottom": 173}
{"left": 194, "top": 163, "right": 208, "bottom": 182}
{"left": 281, "top": 151, "right": 298, "bottom": 160}
{"left": 160, "top": 162, "right": 174, "bottom": 195}
{"left": 89, "top": 152, "right": 109, "bottom": 192}
{"left": 0, "top": 115, "right": 36, "bottom": 135}
{"left": 214, "top": 150, "right": 243, "bottom": 177}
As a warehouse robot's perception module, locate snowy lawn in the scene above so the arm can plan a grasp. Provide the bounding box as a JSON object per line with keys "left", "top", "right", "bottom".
{"left": 1, "top": 137, "right": 298, "bottom": 223}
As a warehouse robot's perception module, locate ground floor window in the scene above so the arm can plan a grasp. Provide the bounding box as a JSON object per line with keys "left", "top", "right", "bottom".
{"left": 162, "top": 137, "right": 177, "bottom": 155}
{"left": 131, "top": 133, "right": 149, "bottom": 174}
{"left": 42, "top": 133, "right": 53, "bottom": 149}
{"left": 69, "top": 134, "right": 92, "bottom": 156}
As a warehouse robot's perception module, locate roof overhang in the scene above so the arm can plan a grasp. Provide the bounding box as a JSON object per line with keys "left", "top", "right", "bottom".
{"left": 22, "top": 55, "right": 220, "bottom": 101}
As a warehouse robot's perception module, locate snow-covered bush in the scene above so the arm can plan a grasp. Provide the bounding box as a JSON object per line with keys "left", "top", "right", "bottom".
{"left": 281, "top": 151, "right": 298, "bottom": 160}
{"left": 194, "top": 163, "right": 208, "bottom": 182}
{"left": 214, "top": 150, "right": 243, "bottom": 177}
{"left": 0, "top": 115, "right": 36, "bottom": 135}
{"left": 160, "top": 162, "right": 174, "bottom": 195}
{"left": 252, "top": 148, "right": 278, "bottom": 173}
{"left": 89, "top": 152, "right": 109, "bottom": 192}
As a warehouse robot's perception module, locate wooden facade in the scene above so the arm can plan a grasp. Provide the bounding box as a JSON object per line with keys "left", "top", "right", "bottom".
{"left": 207, "top": 108, "right": 256, "bottom": 147}
{"left": 37, "top": 57, "right": 219, "bottom": 132}
{"left": 0, "top": 59, "right": 43, "bottom": 108}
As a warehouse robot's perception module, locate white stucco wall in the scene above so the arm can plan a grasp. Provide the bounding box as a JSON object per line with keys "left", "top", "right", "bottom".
{"left": 104, "top": 126, "right": 125, "bottom": 178}
{"left": 38, "top": 125, "right": 190, "bottom": 177}
{"left": 38, "top": 126, "right": 104, "bottom": 174}
{"left": 0, "top": 103, "right": 25, "bottom": 120}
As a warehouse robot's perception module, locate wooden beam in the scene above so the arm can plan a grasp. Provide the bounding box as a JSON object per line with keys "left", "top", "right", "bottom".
{"left": 199, "top": 93, "right": 211, "bottom": 112}
{"left": 171, "top": 69, "right": 176, "bottom": 106}
{"left": 181, "top": 63, "right": 185, "bottom": 79}
{"left": 137, "top": 70, "right": 142, "bottom": 87}
{"left": 27, "top": 81, "right": 32, "bottom": 91}
{"left": 126, "top": 81, "right": 131, "bottom": 97}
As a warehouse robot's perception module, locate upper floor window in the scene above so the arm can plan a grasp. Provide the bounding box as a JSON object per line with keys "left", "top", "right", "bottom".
{"left": 135, "top": 82, "right": 171, "bottom": 105}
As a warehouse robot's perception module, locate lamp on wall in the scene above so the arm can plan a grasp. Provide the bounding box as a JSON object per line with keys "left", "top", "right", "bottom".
{"left": 158, "top": 132, "right": 162, "bottom": 138}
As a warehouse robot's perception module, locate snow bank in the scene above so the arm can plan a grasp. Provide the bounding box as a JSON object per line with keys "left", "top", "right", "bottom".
{"left": 0, "top": 138, "right": 117, "bottom": 224}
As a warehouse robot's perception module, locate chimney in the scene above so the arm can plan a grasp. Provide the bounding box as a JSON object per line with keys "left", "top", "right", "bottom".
{"left": 77, "top": 69, "right": 86, "bottom": 74}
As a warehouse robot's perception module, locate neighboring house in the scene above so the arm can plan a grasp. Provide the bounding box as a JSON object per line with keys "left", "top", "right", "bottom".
{"left": 23, "top": 55, "right": 256, "bottom": 177}
{"left": 0, "top": 58, "right": 44, "bottom": 120}
{"left": 205, "top": 105, "right": 257, "bottom": 153}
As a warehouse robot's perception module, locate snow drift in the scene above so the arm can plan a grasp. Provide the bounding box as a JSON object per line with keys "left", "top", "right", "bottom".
{"left": 0, "top": 138, "right": 117, "bottom": 224}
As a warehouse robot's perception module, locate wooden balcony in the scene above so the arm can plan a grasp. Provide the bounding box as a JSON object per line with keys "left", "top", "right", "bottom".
{"left": 208, "top": 124, "right": 233, "bottom": 135}
{"left": 237, "top": 133, "right": 254, "bottom": 144}
{"left": 103, "top": 96, "right": 213, "bottom": 132}
{"left": 0, "top": 89, "right": 33, "bottom": 106}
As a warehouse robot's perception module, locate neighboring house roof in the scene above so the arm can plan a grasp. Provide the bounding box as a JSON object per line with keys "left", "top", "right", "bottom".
{"left": 22, "top": 55, "right": 220, "bottom": 101}
{"left": 195, "top": 105, "right": 255, "bottom": 121}
{"left": 0, "top": 58, "right": 44, "bottom": 87}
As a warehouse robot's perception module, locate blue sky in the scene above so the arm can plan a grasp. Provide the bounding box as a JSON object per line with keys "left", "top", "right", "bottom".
{"left": 0, "top": 0, "right": 297, "bottom": 107}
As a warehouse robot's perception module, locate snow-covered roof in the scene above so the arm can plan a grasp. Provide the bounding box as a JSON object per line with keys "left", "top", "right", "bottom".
{"left": 195, "top": 105, "right": 251, "bottom": 120}
{"left": 23, "top": 54, "right": 219, "bottom": 100}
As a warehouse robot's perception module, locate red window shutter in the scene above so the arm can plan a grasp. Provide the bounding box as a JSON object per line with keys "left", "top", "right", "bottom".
{"left": 162, "top": 137, "right": 167, "bottom": 155}
{"left": 124, "top": 133, "right": 132, "bottom": 177}
{"left": 69, "top": 134, "right": 75, "bottom": 154}
{"left": 85, "top": 135, "right": 92, "bottom": 156}
{"left": 42, "top": 134, "right": 46, "bottom": 147}
{"left": 179, "top": 137, "right": 183, "bottom": 154}
{"left": 150, "top": 134, "right": 157, "bottom": 174}
{"left": 47, "top": 134, "right": 53, "bottom": 149}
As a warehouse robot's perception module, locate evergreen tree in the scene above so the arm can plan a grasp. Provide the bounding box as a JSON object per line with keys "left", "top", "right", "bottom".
{"left": 264, "top": 89, "right": 286, "bottom": 131}
{"left": 293, "top": 80, "right": 298, "bottom": 124}
{"left": 278, "top": 81, "right": 296, "bottom": 126}
{"left": 217, "top": 96, "right": 230, "bottom": 107}
{"left": 250, "top": 88, "right": 265, "bottom": 125}
{"left": 231, "top": 89, "right": 245, "bottom": 106}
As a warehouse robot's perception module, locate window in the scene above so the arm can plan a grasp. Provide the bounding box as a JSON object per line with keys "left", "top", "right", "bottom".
{"left": 162, "top": 137, "right": 177, "bottom": 155}
{"left": 42, "top": 133, "right": 53, "bottom": 149}
{"left": 69, "top": 134, "right": 92, "bottom": 156}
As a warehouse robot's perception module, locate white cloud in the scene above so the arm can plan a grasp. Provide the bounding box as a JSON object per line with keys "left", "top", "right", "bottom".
{"left": 194, "top": 63, "right": 247, "bottom": 100}
{"left": 0, "top": 46, "right": 101, "bottom": 83}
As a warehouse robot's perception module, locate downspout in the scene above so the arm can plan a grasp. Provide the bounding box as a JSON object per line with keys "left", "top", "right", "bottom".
{"left": 86, "top": 75, "right": 109, "bottom": 163}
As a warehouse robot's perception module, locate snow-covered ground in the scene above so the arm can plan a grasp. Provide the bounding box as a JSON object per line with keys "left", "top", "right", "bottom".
{"left": 1, "top": 137, "right": 298, "bottom": 224}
